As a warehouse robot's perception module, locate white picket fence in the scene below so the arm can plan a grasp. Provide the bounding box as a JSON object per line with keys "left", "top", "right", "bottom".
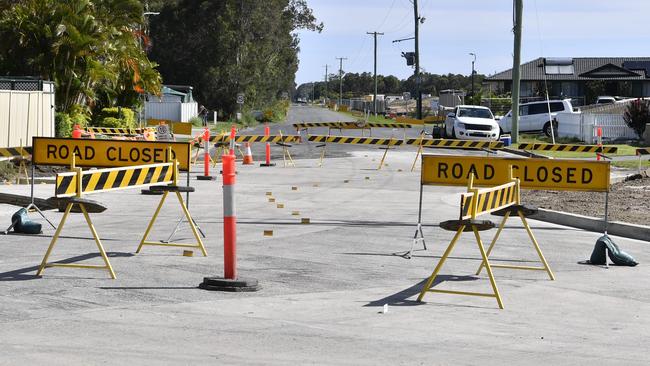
{"left": 557, "top": 113, "right": 638, "bottom": 143}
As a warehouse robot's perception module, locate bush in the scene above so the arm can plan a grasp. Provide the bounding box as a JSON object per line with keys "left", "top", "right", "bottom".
{"left": 94, "top": 107, "right": 136, "bottom": 129}
{"left": 55, "top": 112, "right": 72, "bottom": 137}
{"left": 623, "top": 99, "right": 650, "bottom": 139}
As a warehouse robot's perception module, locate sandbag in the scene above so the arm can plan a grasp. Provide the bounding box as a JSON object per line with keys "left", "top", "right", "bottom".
{"left": 11, "top": 208, "right": 42, "bottom": 234}
{"left": 589, "top": 234, "right": 638, "bottom": 266}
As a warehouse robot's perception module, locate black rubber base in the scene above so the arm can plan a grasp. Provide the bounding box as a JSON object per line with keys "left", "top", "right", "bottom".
{"left": 199, "top": 277, "right": 260, "bottom": 292}
{"left": 141, "top": 189, "right": 164, "bottom": 195}
{"left": 197, "top": 175, "right": 215, "bottom": 181}
{"left": 259, "top": 163, "right": 276, "bottom": 167}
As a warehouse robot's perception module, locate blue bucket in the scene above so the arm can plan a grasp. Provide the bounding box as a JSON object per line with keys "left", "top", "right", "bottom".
{"left": 500, "top": 135, "right": 511, "bottom": 147}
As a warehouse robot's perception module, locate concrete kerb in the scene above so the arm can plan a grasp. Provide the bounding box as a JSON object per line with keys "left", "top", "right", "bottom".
{"left": 525, "top": 208, "right": 650, "bottom": 242}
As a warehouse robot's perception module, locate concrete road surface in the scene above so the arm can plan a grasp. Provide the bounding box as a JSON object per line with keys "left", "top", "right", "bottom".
{"left": 1, "top": 106, "right": 648, "bottom": 365}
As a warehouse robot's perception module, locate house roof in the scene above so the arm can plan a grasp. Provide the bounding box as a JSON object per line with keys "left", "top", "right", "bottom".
{"left": 487, "top": 57, "right": 650, "bottom": 81}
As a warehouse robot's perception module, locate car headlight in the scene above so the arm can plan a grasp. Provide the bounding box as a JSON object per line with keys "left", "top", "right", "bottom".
{"left": 455, "top": 122, "right": 465, "bottom": 128}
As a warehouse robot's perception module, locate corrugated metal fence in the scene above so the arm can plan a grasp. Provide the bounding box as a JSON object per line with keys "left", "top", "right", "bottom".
{"left": 0, "top": 79, "right": 55, "bottom": 148}
{"left": 145, "top": 101, "right": 198, "bottom": 122}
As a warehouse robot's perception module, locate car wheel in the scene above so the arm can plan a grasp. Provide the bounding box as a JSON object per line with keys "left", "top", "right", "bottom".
{"left": 543, "top": 121, "right": 558, "bottom": 137}
{"left": 451, "top": 127, "right": 457, "bottom": 139}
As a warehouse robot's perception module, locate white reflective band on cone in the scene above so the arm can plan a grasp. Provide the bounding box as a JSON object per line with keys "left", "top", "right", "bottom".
{"left": 223, "top": 184, "right": 235, "bottom": 216}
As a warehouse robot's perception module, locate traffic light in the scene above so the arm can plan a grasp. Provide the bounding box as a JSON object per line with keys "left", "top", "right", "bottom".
{"left": 402, "top": 52, "right": 415, "bottom": 66}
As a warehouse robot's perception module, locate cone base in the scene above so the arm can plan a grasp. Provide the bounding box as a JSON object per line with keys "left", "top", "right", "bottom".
{"left": 199, "top": 277, "right": 260, "bottom": 292}
{"left": 197, "top": 175, "right": 215, "bottom": 181}
{"left": 259, "top": 163, "right": 276, "bottom": 167}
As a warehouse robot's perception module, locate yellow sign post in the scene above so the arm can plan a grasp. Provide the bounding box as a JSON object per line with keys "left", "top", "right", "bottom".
{"left": 421, "top": 154, "right": 610, "bottom": 191}
{"left": 32, "top": 137, "right": 191, "bottom": 171}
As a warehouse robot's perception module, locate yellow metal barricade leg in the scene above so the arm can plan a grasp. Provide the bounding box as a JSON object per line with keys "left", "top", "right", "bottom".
{"left": 377, "top": 147, "right": 390, "bottom": 170}
{"left": 411, "top": 144, "right": 423, "bottom": 172}
{"left": 36, "top": 202, "right": 74, "bottom": 276}
{"left": 519, "top": 212, "right": 555, "bottom": 280}
{"left": 80, "top": 204, "right": 116, "bottom": 279}
{"left": 473, "top": 227, "right": 504, "bottom": 309}
{"left": 476, "top": 211, "right": 510, "bottom": 275}
{"left": 318, "top": 145, "right": 326, "bottom": 167}
{"left": 136, "top": 191, "right": 169, "bottom": 253}
{"left": 176, "top": 191, "right": 207, "bottom": 256}
{"left": 417, "top": 226, "right": 465, "bottom": 302}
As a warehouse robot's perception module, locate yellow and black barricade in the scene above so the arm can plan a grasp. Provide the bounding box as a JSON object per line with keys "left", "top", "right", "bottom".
{"left": 416, "top": 169, "right": 554, "bottom": 309}
{"left": 307, "top": 135, "right": 403, "bottom": 169}
{"left": 294, "top": 122, "right": 413, "bottom": 136}
{"left": 37, "top": 152, "right": 205, "bottom": 279}
{"left": 0, "top": 143, "right": 32, "bottom": 183}
{"left": 0, "top": 145, "right": 33, "bottom": 159}
{"left": 518, "top": 142, "right": 617, "bottom": 154}
{"left": 86, "top": 127, "right": 145, "bottom": 135}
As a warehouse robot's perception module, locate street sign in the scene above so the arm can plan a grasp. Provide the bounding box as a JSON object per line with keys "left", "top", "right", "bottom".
{"left": 32, "top": 137, "right": 191, "bottom": 171}
{"left": 155, "top": 124, "right": 172, "bottom": 141}
{"left": 236, "top": 93, "right": 245, "bottom": 104}
{"left": 421, "top": 154, "right": 610, "bottom": 191}
{"left": 402, "top": 92, "right": 411, "bottom": 100}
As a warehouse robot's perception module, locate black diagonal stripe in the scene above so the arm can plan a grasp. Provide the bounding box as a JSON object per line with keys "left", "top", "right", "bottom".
{"left": 499, "top": 188, "right": 506, "bottom": 207}
{"left": 490, "top": 189, "right": 499, "bottom": 210}
{"left": 81, "top": 174, "right": 92, "bottom": 192}
{"left": 569, "top": 145, "right": 580, "bottom": 152}
{"left": 332, "top": 137, "right": 343, "bottom": 143}
{"left": 56, "top": 176, "right": 74, "bottom": 196}
{"left": 469, "top": 142, "right": 479, "bottom": 148}
{"left": 128, "top": 168, "right": 142, "bottom": 186}
{"left": 24, "top": 147, "right": 33, "bottom": 154}
{"left": 113, "top": 169, "right": 126, "bottom": 189}
{"left": 368, "top": 138, "right": 379, "bottom": 145}
{"left": 481, "top": 192, "right": 490, "bottom": 213}
{"left": 141, "top": 167, "right": 154, "bottom": 185}
{"left": 95, "top": 171, "right": 110, "bottom": 191}
{"left": 158, "top": 165, "right": 170, "bottom": 182}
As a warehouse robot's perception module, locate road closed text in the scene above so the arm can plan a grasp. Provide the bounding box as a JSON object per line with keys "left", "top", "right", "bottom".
{"left": 421, "top": 154, "right": 610, "bottom": 191}
{"left": 33, "top": 137, "right": 191, "bottom": 171}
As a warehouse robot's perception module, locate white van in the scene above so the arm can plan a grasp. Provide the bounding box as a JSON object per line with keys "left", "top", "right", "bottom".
{"left": 498, "top": 99, "right": 577, "bottom": 137}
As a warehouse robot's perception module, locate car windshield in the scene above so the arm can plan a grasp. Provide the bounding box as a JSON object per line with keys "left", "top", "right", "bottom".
{"left": 457, "top": 107, "right": 492, "bottom": 119}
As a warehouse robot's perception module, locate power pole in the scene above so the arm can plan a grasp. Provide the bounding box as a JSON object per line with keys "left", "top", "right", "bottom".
{"left": 336, "top": 57, "right": 347, "bottom": 107}
{"left": 511, "top": 0, "right": 523, "bottom": 143}
{"left": 413, "top": 0, "right": 422, "bottom": 119}
{"left": 469, "top": 53, "right": 476, "bottom": 99}
{"left": 323, "top": 64, "right": 329, "bottom": 104}
{"left": 367, "top": 31, "right": 384, "bottom": 116}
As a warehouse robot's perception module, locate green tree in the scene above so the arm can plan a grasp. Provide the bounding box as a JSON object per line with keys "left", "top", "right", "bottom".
{"left": 149, "top": 0, "right": 322, "bottom": 116}
{"left": 623, "top": 99, "right": 650, "bottom": 139}
{"left": 0, "top": 0, "right": 161, "bottom": 114}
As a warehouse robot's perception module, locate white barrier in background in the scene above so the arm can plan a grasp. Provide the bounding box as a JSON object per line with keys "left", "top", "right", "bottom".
{"left": 557, "top": 113, "right": 638, "bottom": 143}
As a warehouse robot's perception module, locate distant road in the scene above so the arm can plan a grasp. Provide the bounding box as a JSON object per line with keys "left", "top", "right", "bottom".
{"left": 284, "top": 104, "right": 356, "bottom": 123}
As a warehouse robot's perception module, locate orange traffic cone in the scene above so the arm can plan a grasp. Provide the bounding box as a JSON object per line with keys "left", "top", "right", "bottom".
{"left": 243, "top": 142, "right": 254, "bottom": 165}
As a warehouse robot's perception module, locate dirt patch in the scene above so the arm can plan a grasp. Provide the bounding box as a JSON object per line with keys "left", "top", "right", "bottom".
{"left": 522, "top": 173, "right": 650, "bottom": 226}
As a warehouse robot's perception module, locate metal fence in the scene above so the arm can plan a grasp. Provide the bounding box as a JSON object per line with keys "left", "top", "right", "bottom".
{"left": 340, "top": 98, "right": 386, "bottom": 114}
{"left": 557, "top": 113, "right": 638, "bottom": 143}
{"left": 0, "top": 78, "right": 55, "bottom": 147}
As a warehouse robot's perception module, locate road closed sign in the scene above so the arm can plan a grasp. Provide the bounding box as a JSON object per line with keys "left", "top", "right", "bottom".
{"left": 33, "top": 137, "right": 191, "bottom": 171}
{"left": 421, "top": 154, "right": 610, "bottom": 191}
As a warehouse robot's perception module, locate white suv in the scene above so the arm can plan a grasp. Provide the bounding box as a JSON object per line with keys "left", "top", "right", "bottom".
{"left": 444, "top": 105, "right": 499, "bottom": 140}
{"left": 498, "top": 99, "right": 577, "bottom": 137}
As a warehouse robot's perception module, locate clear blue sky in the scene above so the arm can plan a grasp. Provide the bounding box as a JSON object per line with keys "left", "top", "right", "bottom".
{"left": 295, "top": 0, "right": 650, "bottom": 85}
